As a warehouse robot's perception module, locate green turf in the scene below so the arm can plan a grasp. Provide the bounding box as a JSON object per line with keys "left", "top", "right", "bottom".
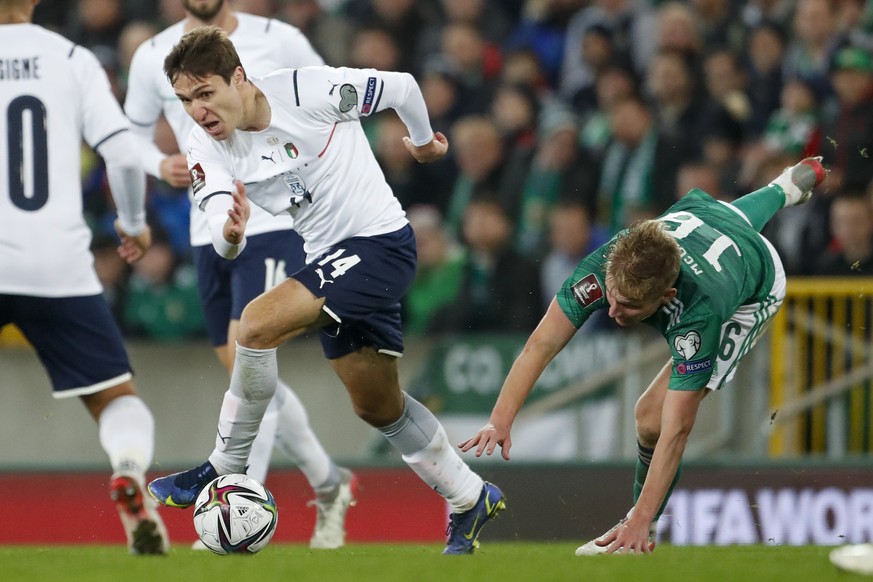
{"left": 0, "top": 543, "right": 860, "bottom": 582}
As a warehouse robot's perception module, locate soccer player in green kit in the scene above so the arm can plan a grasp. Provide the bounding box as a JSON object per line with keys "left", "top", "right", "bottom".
{"left": 459, "top": 157, "right": 828, "bottom": 555}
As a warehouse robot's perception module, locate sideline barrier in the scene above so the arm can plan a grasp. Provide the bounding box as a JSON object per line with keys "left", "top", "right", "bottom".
{"left": 769, "top": 278, "right": 873, "bottom": 456}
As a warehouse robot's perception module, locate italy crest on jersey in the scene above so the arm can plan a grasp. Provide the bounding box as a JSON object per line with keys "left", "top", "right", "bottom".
{"left": 282, "top": 173, "right": 311, "bottom": 207}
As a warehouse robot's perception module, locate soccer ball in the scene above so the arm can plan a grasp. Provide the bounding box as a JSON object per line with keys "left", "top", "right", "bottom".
{"left": 830, "top": 544, "right": 873, "bottom": 574}
{"left": 193, "top": 474, "right": 278, "bottom": 555}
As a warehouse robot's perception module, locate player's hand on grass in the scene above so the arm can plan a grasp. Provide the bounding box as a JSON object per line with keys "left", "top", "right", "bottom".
{"left": 160, "top": 153, "right": 193, "bottom": 188}
{"left": 114, "top": 220, "right": 152, "bottom": 264}
{"left": 224, "top": 179, "right": 250, "bottom": 245}
{"left": 458, "top": 422, "right": 513, "bottom": 461}
{"left": 602, "top": 515, "right": 656, "bottom": 555}
{"left": 403, "top": 132, "right": 448, "bottom": 163}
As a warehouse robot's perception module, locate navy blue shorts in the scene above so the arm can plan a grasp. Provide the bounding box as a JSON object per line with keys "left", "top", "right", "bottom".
{"left": 193, "top": 229, "right": 307, "bottom": 346}
{"left": 294, "top": 225, "right": 416, "bottom": 359}
{"left": 0, "top": 294, "right": 132, "bottom": 397}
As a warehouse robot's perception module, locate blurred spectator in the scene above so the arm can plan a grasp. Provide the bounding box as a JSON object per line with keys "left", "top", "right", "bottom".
{"left": 489, "top": 82, "right": 539, "bottom": 190}
{"left": 445, "top": 115, "right": 517, "bottom": 236}
{"left": 232, "top": 0, "right": 275, "bottom": 17}
{"left": 419, "top": 0, "right": 512, "bottom": 59}
{"left": 654, "top": 1, "right": 704, "bottom": 65}
{"left": 812, "top": 192, "right": 873, "bottom": 276}
{"left": 516, "top": 108, "right": 599, "bottom": 256}
{"left": 419, "top": 56, "right": 468, "bottom": 131}
{"left": 744, "top": 20, "right": 788, "bottom": 137}
{"left": 539, "top": 200, "right": 608, "bottom": 307}
{"left": 277, "top": 0, "right": 353, "bottom": 66}
{"left": 403, "top": 206, "right": 466, "bottom": 336}
{"left": 783, "top": 0, "right": 840, "bottom": 100}
{"left": 597, "top": 95, "right": 681, "bottom": 234}
{"left": 116, "top": 20, "right": 159, "bottom": 92}
{"left": 689, "top": 0, "right": 744, "bottom": 52}
{"left": 702, "top": 48, "right": 752, "bottom": 140}
{"left": 741, "top": 76, "right": 821, "bottom": 191}
{"left": 675, "top": 159, "right": 723, "bottom": 201}
{"left": 346, "top": 26, "right": 401, "bottom": 72}
{"left": 68, "top": 0, "right": 126, "bottom": 49}
{"left": 439, "top": 21, "right": 502, "bottom": 112}
{"left": 343, "top": 0, "right": 436, "bottom": 74}
{"left": 762, "top": 76, "right": 821, "bottom": 157}
{"left": 91, "top": 233, "right": 130, "bottom": 321}
{"left": 645, "top": 49, "right": 707, "bottom": 160}
{"left": 560, "top": 0, "right": 656, "bottom": 102}
{"left": 740, "top": 0, "right": 795, "bottom": 31}
{"left": 430, "top": 197, "right": 543, "bottom": 333}
{"left": 816, "top": 46, "right": 873, "bottom": 192}
{"left": 374, "top": 113, "right": 454, "bottom": 212}
{"left": 504, "top": 0, "right": 584, "bottom": 88}
{"left": 565, "top": 22, "right": 628, "bottom": 116}
{"left": 578, "top": 64, "right": 639, "bottom": 157}
{"left": 123, "top": 230, "right": 204, "bottom": 342}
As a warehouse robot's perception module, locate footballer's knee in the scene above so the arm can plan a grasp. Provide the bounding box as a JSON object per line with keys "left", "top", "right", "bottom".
{"left": 81, "top": 381, "right": 137, "bottom": 421}
{"left": 634, "top": 398, "right": 662, "bottom": 447}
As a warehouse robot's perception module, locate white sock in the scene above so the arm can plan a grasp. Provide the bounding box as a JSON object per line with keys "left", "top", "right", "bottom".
{"left": 402, "top": 424, "right": 484, "bottom": 513}
{"left": 98, "top": 395, "right": 154, "bottom": 481}
{"left": 208, "top": 344, "right": 277, "bottom": 475}
{"left": 272, "top": 379, "right": 335, "bottom": 491}
{"left": 246, "top": 398, "right": 279, "bottom": 483}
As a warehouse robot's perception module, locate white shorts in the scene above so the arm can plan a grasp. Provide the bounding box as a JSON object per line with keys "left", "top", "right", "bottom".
{"left": 707, "top": 235, "right": 786, "bottom": 390}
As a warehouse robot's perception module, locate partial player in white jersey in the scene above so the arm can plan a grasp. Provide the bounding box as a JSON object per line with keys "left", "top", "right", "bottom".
{"left": 147, "top": 26, "right": 506, "bottom": 555}
{"left": 123, "top": 0, "right": 354, "bottom": 550}
{"left": 0, "top": 0, "right": 168, "bottom": 555}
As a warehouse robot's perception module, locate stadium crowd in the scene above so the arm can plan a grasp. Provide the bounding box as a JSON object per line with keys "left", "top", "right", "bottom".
{"left": 34, "top": 0, "right": 873, "bottom": 341}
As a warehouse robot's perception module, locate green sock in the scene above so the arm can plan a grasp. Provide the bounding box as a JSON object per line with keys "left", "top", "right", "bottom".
{"left": 730, "top": 185, "right": 785, "bottom": 233}
{"left": 634, "top": 443, "right": 683, "bottom": 521}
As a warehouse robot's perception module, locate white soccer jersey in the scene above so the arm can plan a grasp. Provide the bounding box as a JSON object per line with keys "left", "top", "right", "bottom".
{"left": 0, "top": 24, "right": 131, "bottom": 296}
{"left": 124, "top": 14, "right": 324, "bottom": 247}
{"left": 188, "top": 67, "right": 426, "bottom": 262}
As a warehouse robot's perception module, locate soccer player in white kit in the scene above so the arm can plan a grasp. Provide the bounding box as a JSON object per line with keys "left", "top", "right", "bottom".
{"left": 124, "top": 0, "right": 354, "bottom": 549}
{"left": 147, "top": 26, "right": 506, "bottom": 554}
{"left": 0, "top": 0, "right": 168, "bottom": 555}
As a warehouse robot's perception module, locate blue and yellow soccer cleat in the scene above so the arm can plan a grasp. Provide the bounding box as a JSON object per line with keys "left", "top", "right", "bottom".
{"left": 443, "top": 482, "right": 506, "bottom": 555}
{"left": 147, "top": 461, "right": 218, "bottom": 508}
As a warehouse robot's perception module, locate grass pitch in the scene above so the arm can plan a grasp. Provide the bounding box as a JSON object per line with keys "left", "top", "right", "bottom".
{"left": 0, "top": 543, "right": 856, "bottom": 582}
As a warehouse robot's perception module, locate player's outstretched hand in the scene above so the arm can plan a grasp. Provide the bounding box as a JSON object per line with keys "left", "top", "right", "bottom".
{"left": 458, "top": 422, "right": 512, "bottom": 461}
{"left": 602, "top": 515, "right": 656, "bottom": 555}
{"left": 114, "top": 220, "right": 152, "bottom": 264}
{"left": 403, "top": 131, "right": 448, "bottom": 163}
{"left": 159, "top": 153, "right": 193, "bottom": 188}
{"left": 224, "top": 179, "right": 251, "bottom": 244}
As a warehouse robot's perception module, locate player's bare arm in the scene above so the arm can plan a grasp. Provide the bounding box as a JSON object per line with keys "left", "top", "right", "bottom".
{"left": 460, "top": 299, "right": 578, "bottom": 460}
{"left": 114, "top": 221, "right": 152, "bottom": 264}
{"left": 603, "top": 387, "right": 707, "bottom": 554}
{"left": 160, "top": 153, "right": 193, "bottom": 188}
{"left": 403, "top": 131, "right": 448, "bottom": 163}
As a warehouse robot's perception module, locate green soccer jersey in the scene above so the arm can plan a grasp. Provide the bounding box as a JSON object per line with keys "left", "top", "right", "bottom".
{"left": 557, "top": 189, "right": 778, "bottom": 391}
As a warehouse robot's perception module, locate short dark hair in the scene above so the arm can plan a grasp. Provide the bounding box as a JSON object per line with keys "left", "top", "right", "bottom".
{"left": 163, "top": 25, "right": 243, "bottom": 86}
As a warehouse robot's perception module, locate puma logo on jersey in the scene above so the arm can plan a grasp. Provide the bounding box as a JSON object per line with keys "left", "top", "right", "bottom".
{"left": 261, "top": 153, "right": 276, "bottom": 164}
{"left": 315, "top": 268, "right": 334, "bottom": 288}
{"left": 328, "top": 81, "right": 340, "bottom": 95}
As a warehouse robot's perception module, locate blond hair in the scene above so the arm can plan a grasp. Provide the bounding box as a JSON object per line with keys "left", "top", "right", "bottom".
{"left": 606, "top": 220, "right": 680, "bottom": 303}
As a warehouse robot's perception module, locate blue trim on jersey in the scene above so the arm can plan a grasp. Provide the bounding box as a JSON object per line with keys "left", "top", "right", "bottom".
{"left": 200, "top": 191, "right": 232, "bottom": 207}
{"left": 293, "top": 69, "right": 300, "bottom": 106}
{"left": 92, "top": 127, "right": 128, "bottom": 150}
{"left": 372, "top": 79, "right": 384, "bottom": 113}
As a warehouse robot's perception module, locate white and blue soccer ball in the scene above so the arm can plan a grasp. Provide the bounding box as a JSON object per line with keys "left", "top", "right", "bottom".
{"left": 193, "top": 474, "right": 278, "bottom": 555}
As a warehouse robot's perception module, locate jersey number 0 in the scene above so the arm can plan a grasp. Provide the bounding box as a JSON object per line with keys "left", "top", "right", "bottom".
{"left": 6, "top": 95, "right": 48, "bottom": 211}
